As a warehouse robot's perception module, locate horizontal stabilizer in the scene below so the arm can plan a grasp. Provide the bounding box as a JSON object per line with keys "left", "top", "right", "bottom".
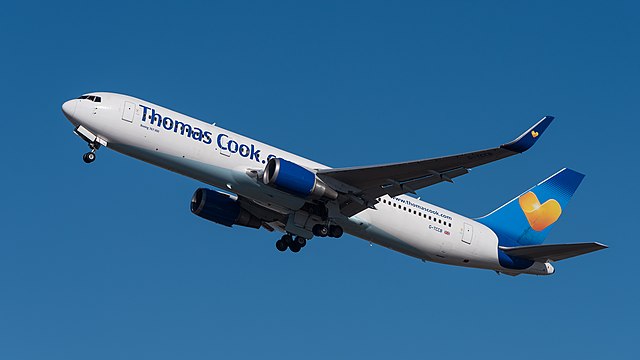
{"left": 499, "top": 242, "right": 607, "bottom": 262}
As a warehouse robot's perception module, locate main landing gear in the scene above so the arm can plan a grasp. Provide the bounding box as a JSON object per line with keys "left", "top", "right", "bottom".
{"left": 274, "top": 224, "right": 344, "bottom": 253}
{"left": 312, "top": 224, "right": 343, "bottom": 238}
{"left": 82, "top": 142, "right": 100, "bottom": 164}
{"left": 276, "top": 234, "right": 307, "bottom": 253}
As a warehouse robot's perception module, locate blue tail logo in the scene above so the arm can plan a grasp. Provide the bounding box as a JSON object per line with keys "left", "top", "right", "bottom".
{"left": 477, "top": 168, "right": 585, "bottom": 247}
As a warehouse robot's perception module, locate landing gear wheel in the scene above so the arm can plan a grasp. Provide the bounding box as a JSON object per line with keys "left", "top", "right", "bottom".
{"left": 294, "top": 236, "right": 307, "bottom": 248}
{"left": 289, "top": 243, "right": 301, "bottom": 253}
{"left": 312, "top": 224, "right": 329, "bottom": 237}
{"left": 329, "top": 225, "right": 344, "bottom": 238}
{"left": 275, "top": 239, "right": 288, "bottom": 252}
{"left": 82, "top": 152, "right": 96, "bottom": 163}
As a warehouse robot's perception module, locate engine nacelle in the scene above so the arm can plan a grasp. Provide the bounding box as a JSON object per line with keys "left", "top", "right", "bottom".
{"left": 190, "top": 188, "right": 261, "bottom": 229}
{"left": 263, "top": 158, "right": 338, "bottom": 200}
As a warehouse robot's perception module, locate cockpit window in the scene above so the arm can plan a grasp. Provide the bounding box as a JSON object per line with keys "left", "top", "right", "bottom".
{"left": 77, "top": 95, "right": 102, "bottom": 103}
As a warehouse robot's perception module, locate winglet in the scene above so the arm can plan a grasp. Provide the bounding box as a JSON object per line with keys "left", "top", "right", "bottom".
{"left": 501, "top": 116, "right": 554, "bottom": 153}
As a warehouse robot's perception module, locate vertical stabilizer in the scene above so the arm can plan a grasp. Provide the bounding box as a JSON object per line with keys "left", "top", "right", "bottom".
{"left": 477, "top": 168, "right": 585, "bottom": 247}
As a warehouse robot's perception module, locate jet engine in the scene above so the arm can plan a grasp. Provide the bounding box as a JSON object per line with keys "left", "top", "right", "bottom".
{"left": 190, "top": 188, "right": 261, "bottom": 228}
{"left": 262, "top": 158, "right": 338, "bottom": 200}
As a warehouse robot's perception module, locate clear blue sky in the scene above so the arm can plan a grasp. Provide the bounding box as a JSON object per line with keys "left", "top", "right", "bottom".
{"left": 1, "top": 1, "right": 637, "bottom": 359}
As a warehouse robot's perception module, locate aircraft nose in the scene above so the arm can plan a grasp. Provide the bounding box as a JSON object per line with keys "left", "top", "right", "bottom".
{"left": 62, "top": 99, "right": 77, "bottom": 119}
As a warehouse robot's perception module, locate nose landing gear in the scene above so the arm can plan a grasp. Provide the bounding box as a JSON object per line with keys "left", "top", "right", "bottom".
{"left": 73, "top": 126, "right": 104, "bottom": 164}
{"left": 82, "top": 142, "right": 100, "bottom": 164}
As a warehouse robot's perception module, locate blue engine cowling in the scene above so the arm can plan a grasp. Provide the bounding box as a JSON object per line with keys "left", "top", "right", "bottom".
{"left": 262, "top": 158, "right": 338, "bottom": 199}
{"left": 190, "top": 188, "right": 261, "bottom": 228}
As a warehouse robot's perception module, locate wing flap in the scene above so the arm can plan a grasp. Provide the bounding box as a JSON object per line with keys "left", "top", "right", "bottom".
{"left": 499, "top": 242, "right": 608, "bottom": 262}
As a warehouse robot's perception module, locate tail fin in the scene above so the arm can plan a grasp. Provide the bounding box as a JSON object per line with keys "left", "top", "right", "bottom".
{"left": 477, "top": 168, "right": 585, "bottom": 247}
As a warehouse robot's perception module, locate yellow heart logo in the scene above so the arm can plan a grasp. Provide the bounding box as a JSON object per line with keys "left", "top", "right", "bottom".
{"left": 518, "top": 192, "right": 562, "bottom": 231}
{"left": 531, "top": 130, "right": 539, "bottom": 138}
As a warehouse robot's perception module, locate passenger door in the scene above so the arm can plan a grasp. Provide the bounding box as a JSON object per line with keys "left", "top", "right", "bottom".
{"left": 462, "top": 223, "right": 473, "bottom": 244}
{"left": 122, "top": 101, "right": 135, "bottom": 122}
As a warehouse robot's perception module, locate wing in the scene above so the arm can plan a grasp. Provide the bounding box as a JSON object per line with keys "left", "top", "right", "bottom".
{"left": 318, "top": 116, "right": 554, "bottom": 217}
{"left": 499, "top": 242, "right": 608, "bottom": 262}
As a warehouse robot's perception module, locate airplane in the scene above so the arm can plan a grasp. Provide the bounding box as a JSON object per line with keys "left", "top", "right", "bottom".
{"left": 61, "top": 92, "right": 607, "bottom": 276}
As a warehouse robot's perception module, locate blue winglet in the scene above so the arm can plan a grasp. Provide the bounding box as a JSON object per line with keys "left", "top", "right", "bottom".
{"left": 501, "top": 116, "right": 554, "bottom": 153}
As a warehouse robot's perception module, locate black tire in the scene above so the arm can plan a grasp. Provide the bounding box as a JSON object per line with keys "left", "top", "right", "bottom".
{"left": 312, "top": 224, "right": 329, "bottom": 237}
{"left": 83, "top": 152, "right": 95, "bottom": 163}
{"left": 289, "top": 243, "right": 301, "bottom": 253}
{"left": 294, "top": 236, "right": 307, "bottom": 248}
{"left": 275, "top": 239, "right": 288, "bottom": 252}
{"left": 329, "top": 225, "right": 344, "bottom": 238}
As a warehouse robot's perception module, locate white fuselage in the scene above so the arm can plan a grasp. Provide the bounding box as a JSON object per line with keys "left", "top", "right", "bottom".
{"left": 62, "top": 92, "right": 553, "bottom": 275}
